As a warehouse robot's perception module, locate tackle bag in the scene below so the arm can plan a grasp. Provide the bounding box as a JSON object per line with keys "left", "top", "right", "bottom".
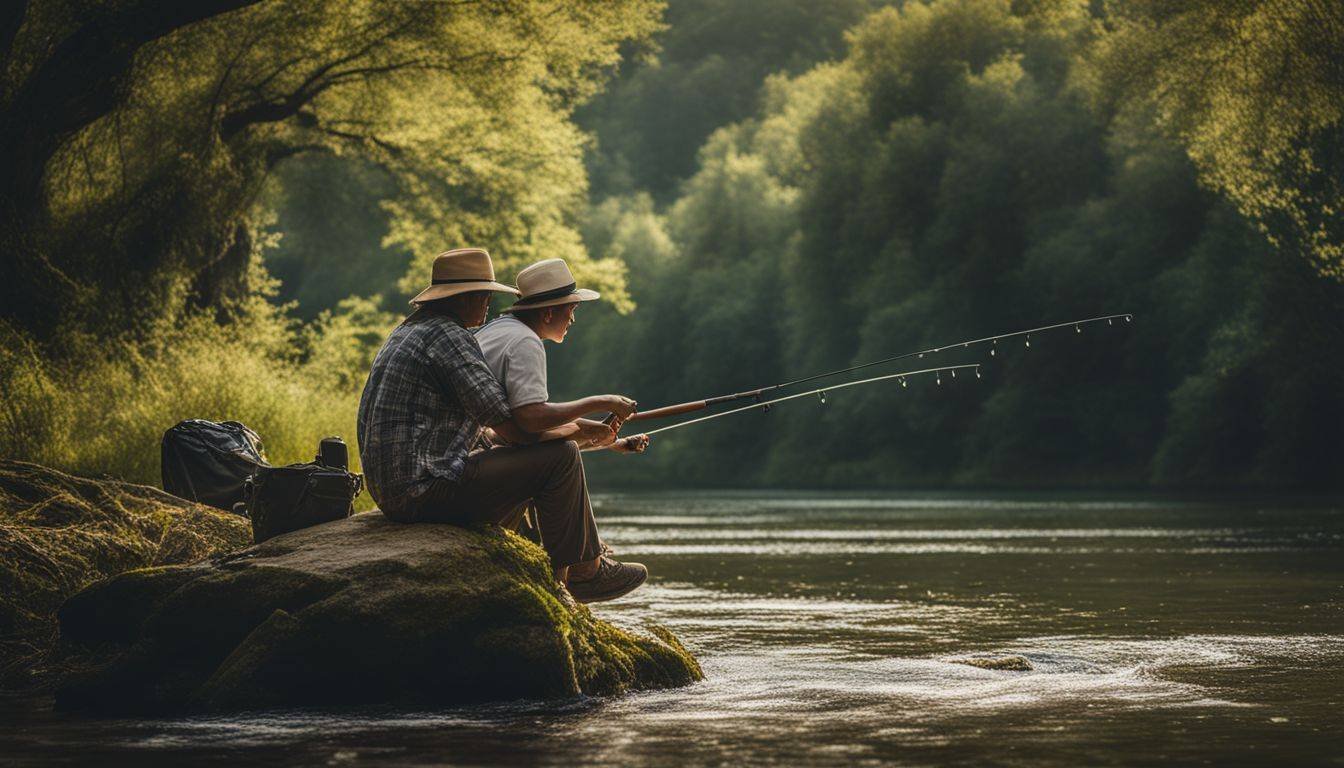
{"left": 244, "top": 461, "right": 363, "bottom": 544}
{"left": 161, "top": 419, "right": 268, "bottom": 512}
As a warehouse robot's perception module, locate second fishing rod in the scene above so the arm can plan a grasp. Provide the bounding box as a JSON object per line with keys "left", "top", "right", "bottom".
{"left": 621, "top": 313, "right": 1133, "bottom": 425}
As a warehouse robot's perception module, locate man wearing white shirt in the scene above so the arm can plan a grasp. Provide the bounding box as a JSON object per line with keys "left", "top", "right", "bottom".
{"left": 476, "top": 258, "right": 650, "bottom": 601}
{"left": 477, "top": 259, "right": 650, "bottom": 453}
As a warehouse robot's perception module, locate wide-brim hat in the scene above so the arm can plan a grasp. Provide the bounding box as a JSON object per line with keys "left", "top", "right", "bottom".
{"left": 502, "top": 258, "right": 600, "bottom": 312}
{"left": 410, "top": 248, "right": 521, "bottom": 305}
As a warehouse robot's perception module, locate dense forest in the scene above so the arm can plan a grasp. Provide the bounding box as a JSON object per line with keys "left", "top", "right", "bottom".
{"left": 556, "top": 0, "right": 1344, "bottom": 488}
{"left": 3, "top": 0, "right": 1342, "bottom": 491}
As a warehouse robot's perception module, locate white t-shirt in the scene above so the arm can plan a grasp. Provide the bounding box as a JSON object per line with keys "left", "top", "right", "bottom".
{"left": 474, "top": 315, "right": 549, "bottom": 409}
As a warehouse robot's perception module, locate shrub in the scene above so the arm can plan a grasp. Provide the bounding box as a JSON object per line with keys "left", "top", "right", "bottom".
{"left": 0, "top": 276, "right": 394, "bottom": 510}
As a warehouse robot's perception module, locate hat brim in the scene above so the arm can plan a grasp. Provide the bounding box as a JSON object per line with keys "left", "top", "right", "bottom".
{"left": 502, "top": 288, "right": 600, "bottom": 313}
{"left": 410, "top": 281, "right": 521, "bottom": 305}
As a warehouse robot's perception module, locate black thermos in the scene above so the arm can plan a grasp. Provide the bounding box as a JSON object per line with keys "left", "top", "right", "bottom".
{"left": 317, "top": 436, "right": 348, "bottom": 470}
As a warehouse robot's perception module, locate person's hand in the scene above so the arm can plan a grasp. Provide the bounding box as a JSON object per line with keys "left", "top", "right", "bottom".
{"left": 612, "top": 434, "right": 650, "bottom": 454}
{"left": 599, "top": 395, "right": 638, "bottom": 422}
{"left": 575, "top": 420, "right": 617, "bottom": 447}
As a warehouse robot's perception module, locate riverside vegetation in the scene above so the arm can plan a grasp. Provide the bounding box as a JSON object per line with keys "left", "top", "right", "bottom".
{"left": 1, "top": 0, "right": 659, "bottom": 489}
{"left": 2, "top": 0, "right": 1342, "bottom": 496}
{"left": 0, "top": 460, "right": 251, "bottom": 686}
{"left": 553, "top": 0, "right": 1344, "bottom": 488}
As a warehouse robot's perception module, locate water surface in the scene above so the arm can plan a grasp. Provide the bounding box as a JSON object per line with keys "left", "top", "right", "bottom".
{"left": 4, "top": 492, "right": 1342, "bottom": 765}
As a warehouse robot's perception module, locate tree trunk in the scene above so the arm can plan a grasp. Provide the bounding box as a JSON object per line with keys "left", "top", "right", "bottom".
{"left": 0, "top": 0, "right": 262, "bottom": 338}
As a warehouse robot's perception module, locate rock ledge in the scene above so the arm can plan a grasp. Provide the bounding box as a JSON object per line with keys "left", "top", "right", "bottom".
{"left": 56, "top": 513, "right": 702, "bottom": 713}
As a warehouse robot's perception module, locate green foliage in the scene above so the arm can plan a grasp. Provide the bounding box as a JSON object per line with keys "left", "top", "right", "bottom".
{"left": 1091, "top": 0, "right": 1344, "bottom": 279}
{"left": 261, "top": 155, "right": 403, "bottom": 318}
{"left": 578, "top": 0, "right": 887, "bottom": 200}
{"left": 0, "top": 0, "right": 659, "bottom": 494}
{"left": 4, "top": 0, "right": 663, "bottom": 341}
{"left": 0, "top": 258, "right": 394, "bottom": 508}
{"left": 557, "top": 0, "right": 1344, "bottom": 489}
{"left": 6, "top": 0, "right": 1342, "bottom": 494}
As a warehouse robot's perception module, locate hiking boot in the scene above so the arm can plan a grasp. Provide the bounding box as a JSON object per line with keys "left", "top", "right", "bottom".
{"left": 567, "top": 557, "right": 647, "bottom": 603}
{"left": 599, "top": 539, "right": 616, "bottom": 558}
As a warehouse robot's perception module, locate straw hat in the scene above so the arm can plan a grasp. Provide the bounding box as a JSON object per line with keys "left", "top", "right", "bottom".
{"left": 502, "top": 259, "right": 600, "bottom": 313}
{"left": 410, "top": 248, "right": 521, "bottom": 305}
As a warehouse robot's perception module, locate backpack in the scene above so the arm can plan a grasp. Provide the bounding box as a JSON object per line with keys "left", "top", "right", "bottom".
{"left": 160, "top": 420, "right": 268, "bottom": 512}
{"left": 244, "top": 461, "right": 363, "bottom": 544}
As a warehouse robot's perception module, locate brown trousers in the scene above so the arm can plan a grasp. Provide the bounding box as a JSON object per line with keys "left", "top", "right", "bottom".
{"left": 401, "top": 440, "right": 601, "bottom": 569}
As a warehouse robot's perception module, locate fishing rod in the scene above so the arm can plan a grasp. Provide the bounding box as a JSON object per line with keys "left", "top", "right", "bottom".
{"left": 625, "top": 313, "right": 1133, "bottom": 424}
{"left": 633, "top": 364, "right": 981, "bottom": 438}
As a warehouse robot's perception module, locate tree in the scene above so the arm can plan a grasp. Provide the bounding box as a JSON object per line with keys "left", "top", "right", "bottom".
{"left": 565, "top": 0, "right": 1344, "bottom": 490}
{"left": 260, "top": 155, "right": 403, "bottom": 318}
{"left": 577, "top": 0, "right": 883, "bottom": 200}
{"left": 1092, "top": 0, "right": 1344, "bottom": 279}
{"left": 1, "top": 0, "right": 661, "bottom": 341}
{"left": 0, "top": 0, "right": 261, "bottom": 224}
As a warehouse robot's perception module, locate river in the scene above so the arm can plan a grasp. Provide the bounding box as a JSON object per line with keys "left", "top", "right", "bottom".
{"left": 3, "top": 491, "right": 1342, "bottom": 766}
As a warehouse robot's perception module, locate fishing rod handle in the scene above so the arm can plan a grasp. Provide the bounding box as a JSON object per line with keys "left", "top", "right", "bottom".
{"left": 627, "top": 400, "right": 708, "bottom": 422}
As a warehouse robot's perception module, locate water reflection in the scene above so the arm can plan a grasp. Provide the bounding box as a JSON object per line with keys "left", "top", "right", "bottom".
{"left": 2, "top": 493, "right": 1341, "bottom": 766}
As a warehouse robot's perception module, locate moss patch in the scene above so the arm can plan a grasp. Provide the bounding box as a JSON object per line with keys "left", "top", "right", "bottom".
{"left": 0, "top": 460, "right": 250, "bottom": 686}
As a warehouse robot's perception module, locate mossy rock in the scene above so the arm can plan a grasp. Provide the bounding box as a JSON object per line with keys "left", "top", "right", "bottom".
{"left": 55, "top": 513, "right": 702, "bottom": 713}
{"left": 0, "top": 460, "right": 251, "bottom": 686}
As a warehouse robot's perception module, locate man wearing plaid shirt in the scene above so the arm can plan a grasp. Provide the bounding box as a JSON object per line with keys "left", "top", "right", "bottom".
{"left": 357, "top": 248, "right": 648, "bottom": 602}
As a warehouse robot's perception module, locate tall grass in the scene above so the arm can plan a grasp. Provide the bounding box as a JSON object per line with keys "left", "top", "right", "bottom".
{"left": 0, "top": 284, "right": 394, "bottom": 511}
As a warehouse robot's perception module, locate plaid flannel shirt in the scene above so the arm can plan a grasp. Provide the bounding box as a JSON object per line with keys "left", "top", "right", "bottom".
{"left": 357, "top": 310, "right": 512, "bottom": 515}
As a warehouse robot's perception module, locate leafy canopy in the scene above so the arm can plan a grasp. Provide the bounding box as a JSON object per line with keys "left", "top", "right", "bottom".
{"left": 4, "top": 0, "right": 661, "bottom": 338}
{"left": 554, "top": 0, "right": 1344, "bottom": 489}
{"left": 1091, "top": 0, "right": 1344, "bottom": 279}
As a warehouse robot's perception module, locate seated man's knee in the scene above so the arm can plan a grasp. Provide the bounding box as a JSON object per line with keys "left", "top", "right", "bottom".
{"left": 542, "top": 438, "right": 580, "bottom": 468}
{"left": 556, "top": 439, "right": 580, "bottom": 465}
{"left": 540, "top": 439, "right": 581, "bottom": 469}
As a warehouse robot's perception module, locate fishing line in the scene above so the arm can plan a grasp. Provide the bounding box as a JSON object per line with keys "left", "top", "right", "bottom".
{"left": 626, "top": 313, "right": 1133, "bottom": 424}
{"left": 773, "top": 313, "right": 1132, "bottom": 391}
{"left": 639, "top": 364, "right": 981, "bottom": 437}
